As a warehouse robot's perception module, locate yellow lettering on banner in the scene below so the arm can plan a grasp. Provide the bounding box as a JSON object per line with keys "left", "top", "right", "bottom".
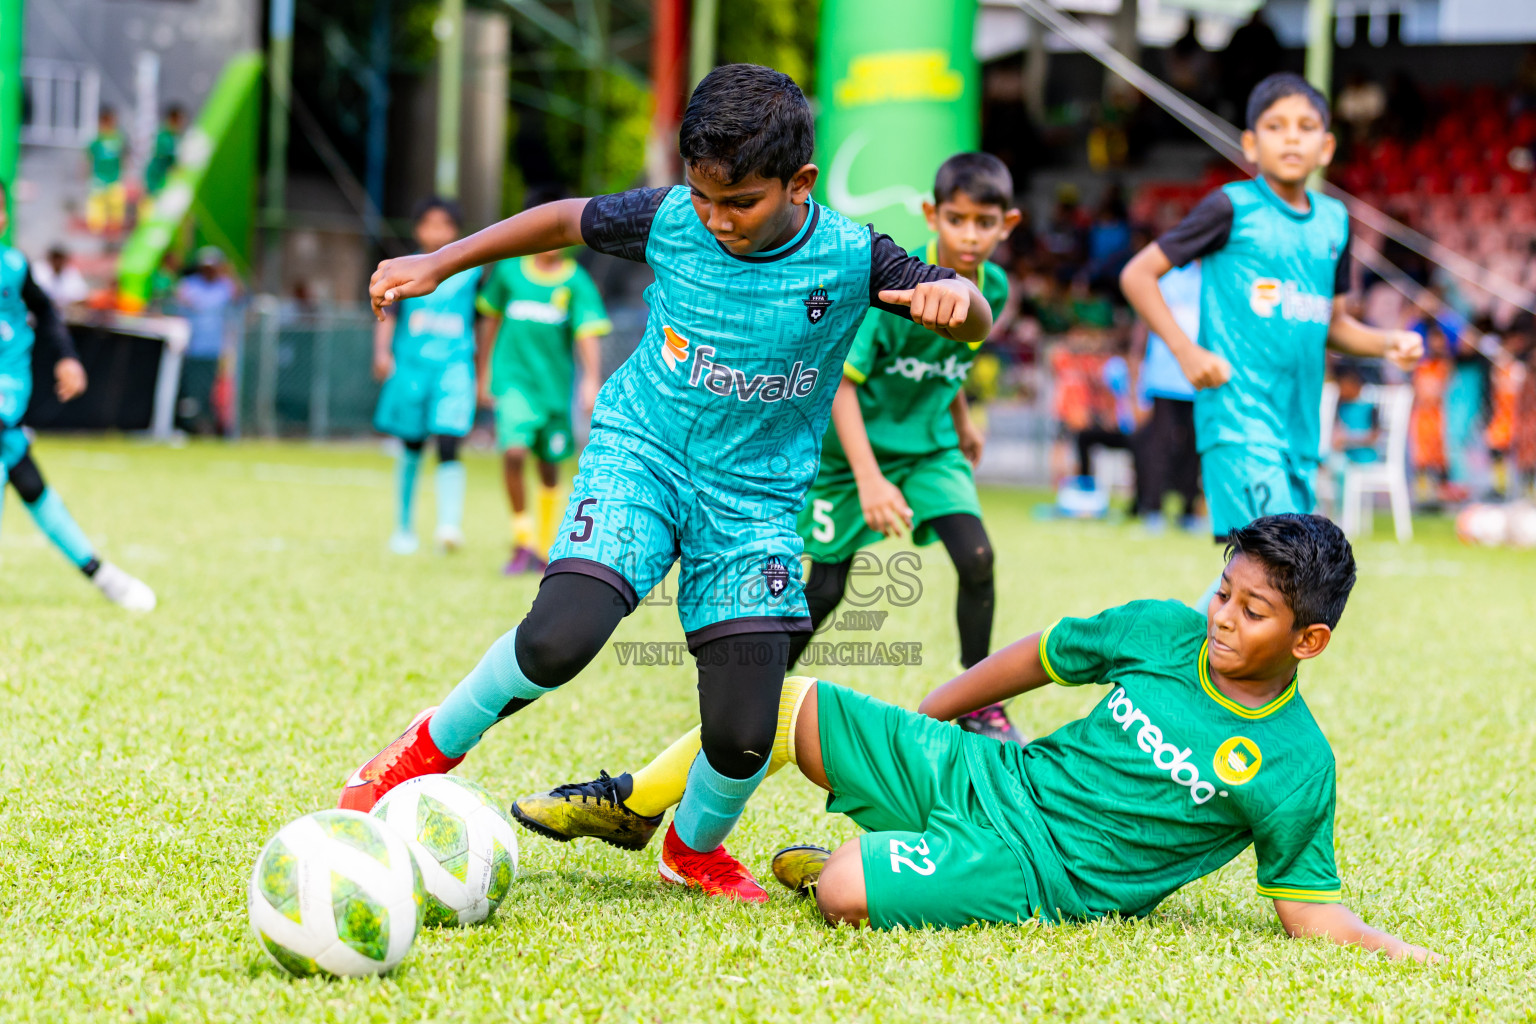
{"left": 834, "top": 51, "right": 964, "bottom": 108}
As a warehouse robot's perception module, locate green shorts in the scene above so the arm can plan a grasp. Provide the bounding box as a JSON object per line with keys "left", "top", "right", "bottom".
{"left": 496, "top": 387, "right": 574, "bottom": 463}
{"left": 1201, "top": 444, "right": 1317, "bottom": 540}
{"left": 816, "top": 682, "right": 1050, "bottom": 931}
{"left": 798, "top": 448, "right": 981, "bottom": 563}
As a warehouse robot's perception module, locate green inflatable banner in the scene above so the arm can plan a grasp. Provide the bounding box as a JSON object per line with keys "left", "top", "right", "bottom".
{"left": 815, "top": 0, "right": 980, "bottom": 249}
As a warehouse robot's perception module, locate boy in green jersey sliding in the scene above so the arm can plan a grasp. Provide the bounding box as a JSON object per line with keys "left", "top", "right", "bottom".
{"left": 475, "top": 189, "right": 610, "bottom": 575}
{"left": 510, "top": 153, "right": 1026, "bottom": 852}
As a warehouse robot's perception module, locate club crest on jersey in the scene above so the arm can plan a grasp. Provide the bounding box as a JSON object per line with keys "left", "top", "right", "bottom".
{"left": 804, "top": 287, "right": 832, "bottom": 324}
{"left": 762, "top": 557, "right": 790, "bottom": 597}
{"left": 1213, "top": 736, "right": 1262, "bottom": 786}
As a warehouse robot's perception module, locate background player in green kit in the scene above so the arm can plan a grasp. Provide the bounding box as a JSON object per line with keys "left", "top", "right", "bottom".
{"left": 752, "top": 516, "right": 1428, "bottom": 961}
{"left": 1120, "top": 74, "right": 1420, "bottom": 583}
{"left": 373, "top": 197, "right": 481, "bottom": 555}
{"left": 475, "top": 188, "right": 610, "bottom": 575}
{"left": 339, "top": 65, "right": 991, "bottom": 903}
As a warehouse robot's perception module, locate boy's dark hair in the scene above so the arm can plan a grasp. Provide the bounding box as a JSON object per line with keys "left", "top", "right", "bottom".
{"left": 678, "top": 64, "right": 813, "bottom": 185}
{"left": 522, "top": 184, "right": 567, "bottom": 211}
{"left": 1225, "top": 514, "right": 1356, "bottom": 629}
{"left": 166, "top": 104, "right": 187, "bottom": 120}
{"left": 934, "top": 153, "right": 1014, "bottom": 208}
{"left": 1246, "top": 72, "right": 1330, "bottom": 131}
{"left": 412, "top": 195, "right": 463, "bottom": 228}
{"left": 99, "top": 106, "right": 117, "bottom": 121}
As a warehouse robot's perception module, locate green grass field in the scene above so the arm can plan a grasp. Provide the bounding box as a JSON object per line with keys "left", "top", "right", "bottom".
{"left": 2, "top": 437, "right": 1533, "bottom": 1023}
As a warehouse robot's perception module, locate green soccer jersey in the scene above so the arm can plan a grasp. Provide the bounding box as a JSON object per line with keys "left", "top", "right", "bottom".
{"left": 999, "top": 599, "right": 1342, "bottom": 920}
{"left": 477, "top": 256, "right": 611, "bottom": 412}
{"left": 144, "top": 126, "right": 179, "bottom": 193}
{"left": 823, "top": 241, "right": 1009, "bottom": 463}
{"left": 88, "top": 131, "right": 124, "bottom": 186}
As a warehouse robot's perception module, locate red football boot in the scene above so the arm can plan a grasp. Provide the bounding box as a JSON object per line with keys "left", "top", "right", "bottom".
{"left": 337, "top": 706, "right": 464, "bottom": 812}
{"left": 657, "top": 822, "right": 769, "bottom": 904}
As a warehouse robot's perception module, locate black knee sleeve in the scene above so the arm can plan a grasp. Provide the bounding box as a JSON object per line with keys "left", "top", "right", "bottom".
{"left": 789, "top": 559, "right": 852, "bottom": 667}
{"left": 403, "top": 439, "right": 425, "bottom": 454}
{"left": 931, "top": 514, "right": 995, "bottom": 669}
{"left": 7, "top": 454, "right": 45, "bottom": 504}
{"left": 436, "top": 435, "right": 461, "bottom": 463}
{"left": 696, "top": 632, "right": 788, "bottom": 779}
{"left": 510, "top": 573, "right": 628, "bottom": 693}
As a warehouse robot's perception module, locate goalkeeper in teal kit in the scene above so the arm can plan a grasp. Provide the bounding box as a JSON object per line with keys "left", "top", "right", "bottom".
{"left": 336, "top": 64, "right": 992, "bottom": 900}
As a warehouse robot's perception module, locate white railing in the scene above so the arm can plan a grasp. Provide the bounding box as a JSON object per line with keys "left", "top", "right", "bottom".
{"left": 21, "top": 58, "right": 101, "bottom": 147}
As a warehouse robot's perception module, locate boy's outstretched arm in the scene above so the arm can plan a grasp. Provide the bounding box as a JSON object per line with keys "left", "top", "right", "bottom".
{"left": 917, "top": 631, "right": 1052, "bottom": 721}
{"left": 1326, "top": 297, "right": 1423, "bottom": 370}
{"left": 1273, "top": 900, "right": 1439, "bottom": 962}
{"left": 1119, "top": 245, "right": 1231, "bottom": 390}
{"left": 369, "top": 199, "right": 588, "bottom": 319}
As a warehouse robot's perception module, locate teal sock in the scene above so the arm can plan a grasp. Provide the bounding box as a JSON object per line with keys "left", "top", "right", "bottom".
{"left": 1193, "top": 573, "right": 1221, "bottom": 614}
{"left": 672, "top": 753, "right": 770, "bottom": 852}
{"left": 436, "top": 459, "right": 466, "bottom": 532}
{"left": 396, "top": 446, "right": 422, "bottom": 533}
{"left": 25, "top": 488, "right": 96, "bottom": 569}
{"left": 428, "top": 628, "right": 555, "bottom": 757}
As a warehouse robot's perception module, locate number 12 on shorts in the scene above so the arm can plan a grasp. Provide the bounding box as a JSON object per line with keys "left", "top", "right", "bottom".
{"left": 889, "top": 837, "right": 935, "bottom": 875}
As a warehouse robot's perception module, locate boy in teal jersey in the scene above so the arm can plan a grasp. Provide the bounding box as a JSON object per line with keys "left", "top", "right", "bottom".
{"left": 646, "top": 515, "right": 1432, "bottom": 960}
{"left": 503, "top": 155, "right": 1028, "bottom": 858}
{"left": 339, "top": 65, "right": 991, "bottom": 903}
{"left": 1120, "top": 73, "right": 1420, "bottom": 557}
{"left": 475, "top": 189, "right": 610, "bottom": 575}
{"left": 0, "top": 183, "right": 155, "bottom": 611}
{"left": 373, "top": 197, "right": 481, "bottom": 555}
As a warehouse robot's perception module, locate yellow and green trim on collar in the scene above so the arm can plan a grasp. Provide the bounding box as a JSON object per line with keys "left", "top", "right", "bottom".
{"left": 1038, "top": 620, "right": 1075, "bottom": 686}
{"left": 924, "top": 239, "right": 985, "bottom": 350}
{"left": 520, "top": 255, "right": 578, "bottom": 286}
{"left": 1198, "top": 640, "right": 1299, "bottom": 720}
{"left": 1256, "top": 884, "right": 1342, "bottom": 903}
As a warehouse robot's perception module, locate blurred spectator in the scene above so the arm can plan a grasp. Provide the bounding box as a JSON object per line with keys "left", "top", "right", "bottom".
{"left": 1410, "top": 324, "right": 1452, "bottom": 498}
{"left": 141, "top": 104, "right": 186, "bottom": 215}
{"left": 1336, "top": 70, "right": 1386, "bottom": 153}
{"left": 85, "top": 107, "right": 127, "bottom": 237}
{"left": 1512, "top": 316, "right": 1536, "bottom": 497}
{"left": 1219, "top": 10, "right": 1282, "bottom": 120}
{"left": 1133, "top": 262, "right": 1201, "bottom": 530}
{"left": 1333, "top": 364, "right": 1381, "bottom": 465}
{"left": 1165, "top": 20, "right": 1216, "bottom": 111}
{"left": 33, "top": 246, "right": 89, "bottom": 309}
{"left": 1485, "top": 327, "right": 1529, "bottom": 496}
{"left": 1382, "top": 71, "right": 1427, "bottom": 142}
{"left": 1041, "top": 184, "right": 1088, "bottom": 281}
{"left": 174, "top": 247, "right": 240, "bottom": 435}
{"left": 1085, "top": 184, "right": 1133, "bottom": 290}
{"left": 1514, "top": 45, "right": 1536, "bottom": 116}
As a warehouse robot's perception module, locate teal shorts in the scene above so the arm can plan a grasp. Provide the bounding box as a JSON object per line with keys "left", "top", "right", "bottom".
{"left": 0, "top": 373, "right": 32, "bottom": 470}
{"left": 545, "top": 427, "right": 811, "bottom": 645}
{"left": 1201, "top": 444, "right": 1317, "bottom": 540}
{"left": 798, "top": 448, "right": 981, "bottom": 564}
{"left": 816, "top": 682, "right": 1051, "bottom": 931}
{"left": 495, "top": 387, "right": 574, "bottom": 463}
{"left": 374, "top": 358, "right": 475, "bottom": 441}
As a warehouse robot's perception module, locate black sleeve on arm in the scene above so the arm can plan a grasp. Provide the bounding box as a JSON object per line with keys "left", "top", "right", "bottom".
{"left": 21, "top": 267, "right": 78, "bottom": 361}
{"left": 1156, "top": 190, "right": 1235, "bottom": 268}
{"left": 1333, "top": 221, "right": 1353, "bottom": 295}
{"left": 580, "top": 187, "right": 671, "bottom": 263}
{"left": 867, "top": 229, "right": 958, "bottom": 320}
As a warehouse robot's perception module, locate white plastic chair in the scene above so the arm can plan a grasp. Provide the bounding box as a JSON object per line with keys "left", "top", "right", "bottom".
{"left": 1337, "top": 383, "right": 1415, "bottom": 542}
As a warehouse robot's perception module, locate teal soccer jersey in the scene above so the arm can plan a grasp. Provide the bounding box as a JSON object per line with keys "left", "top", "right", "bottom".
{"left": 0, "top": 247, "right": 78, "bottom": 468}
{"left": 391, "top": 265, "right": 479, "bottom": 366}
{"left": 374, "top": 265, "right": 481, "bottom": 441}
{"left": 1158, "top": 178, "right": 1350, "bottom": 461}
{"left": 547, "top": 186, "right": 953, "bottom": 642}
{"left": 1017, "top": 599, "right": 1342, "bottom": 918}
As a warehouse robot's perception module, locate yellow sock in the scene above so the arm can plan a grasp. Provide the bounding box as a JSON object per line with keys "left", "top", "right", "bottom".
{"left": 536, "top": 486, "right": 561, "bottom": 554}
{"left": 623, "top": 675, "right": 815, "bottom": 817}
{"left": 512, "top": 513, "right": 535, "bottom": 549}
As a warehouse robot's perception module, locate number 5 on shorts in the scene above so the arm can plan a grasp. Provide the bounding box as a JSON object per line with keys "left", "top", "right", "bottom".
{"left": 811, "top": 498, "right": 836, "bottom": 543}
{"left": 889, "top": 837, "right": 935, "bottom": 875}
{"left": 569, "top": 498, "right": 598, "bottom": 543}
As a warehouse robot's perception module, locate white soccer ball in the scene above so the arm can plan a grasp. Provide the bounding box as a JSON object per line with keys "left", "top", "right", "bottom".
{"left": 370, "top": 775, "right": 519, "bottom": 927}
{"left": 1455, "top": 503, "right": 1509, "bottom": 546}
{"left": 248, "top": 809, "right": 424, "bottom": 978}
{"left": 1507, "top": 504, "right": 1536, "bottom": 549}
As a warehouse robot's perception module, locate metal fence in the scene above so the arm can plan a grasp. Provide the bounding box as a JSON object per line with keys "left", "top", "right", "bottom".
{"left": 240, "top": 299, "right": 382, "bottom": 438}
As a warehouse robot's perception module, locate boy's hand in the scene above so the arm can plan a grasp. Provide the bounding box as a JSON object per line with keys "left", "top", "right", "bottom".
{"left": 880, "top": 279, "right": 971, "bottom": 332}
{"left": 1175, "top": 346, "right": 1232, "bottom": 390}
{"left": 372, "top": 350, "right": 395, "bottom": 382}
{"left": 1384, "top": 329, "right": 1424, "bottom": 371}
{"left": 858, "top": 474, "right": 913, "bottom": 539}
{"left": 369, "top": 252, "right": 447, "bottom": 321}
{"left": 54, "top": 358, "right": 87, "bottom": 401}
{"left": 1398, "top": 942, "right": 1443, "bottom": 964}
{"left": 957, "top": 419, "right": 985, "bottom": 467}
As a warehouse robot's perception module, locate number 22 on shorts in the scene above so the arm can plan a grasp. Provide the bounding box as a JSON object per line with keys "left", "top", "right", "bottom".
{"left": 889, "top": 837, "right": 935, "bottom": 875}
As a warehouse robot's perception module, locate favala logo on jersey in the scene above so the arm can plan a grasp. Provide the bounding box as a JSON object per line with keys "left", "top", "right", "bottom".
{"left": 1248, "top": 278, "right": 1331, "bottom": 324}
{"left": 661, "top": 326, "right": 820, "bottom": 402}
{"left": 1213, "top": 736, "right": 1262, "bottom": 786}
{"left": 1104, "top": 686, "right": 1218, "bottom": 805}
